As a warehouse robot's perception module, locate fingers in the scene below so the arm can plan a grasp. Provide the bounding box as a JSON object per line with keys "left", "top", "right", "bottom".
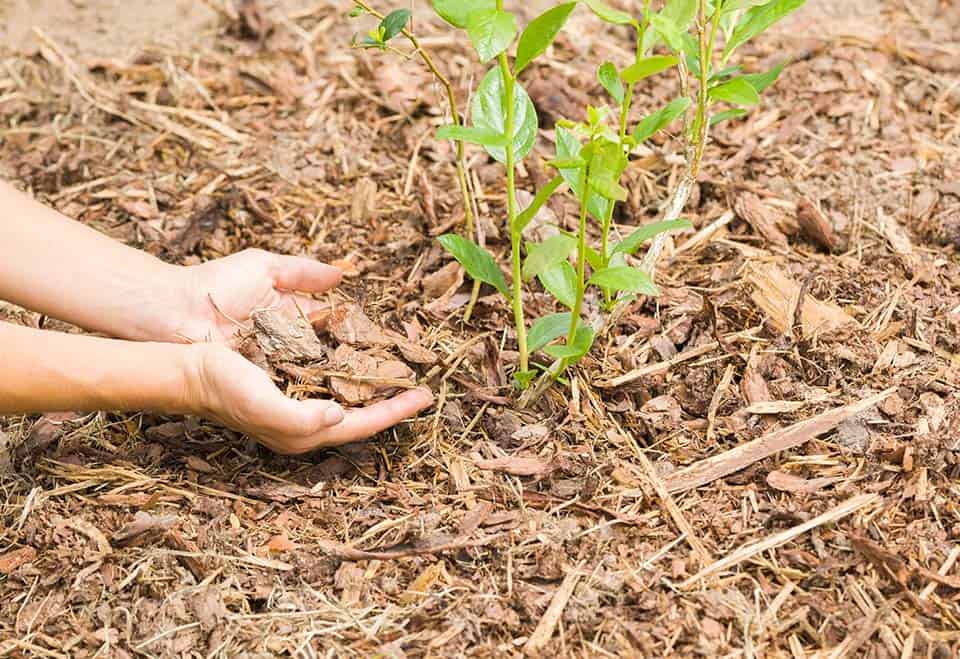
{"left": 315, "top": 388, "right": 434, "bottom": 447}
{"left": 270, "top": 255, "right": 342, "bottom": 294}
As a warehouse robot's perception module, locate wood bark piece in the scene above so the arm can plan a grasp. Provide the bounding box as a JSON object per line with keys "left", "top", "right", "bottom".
{"left": 313, "top": 301, "right": 437, "bottom": 364}
{"left": 523, "top": 567, "right": 582, "bottom": 655}
{"left": 328, "top": 344, "right": 415, "bottom": 404}
{"left": 745, "top": 263, "right": 856, "bottom": 336}
{"left": 735, "top": 193, "right": 789, "bottom": 249}
{"left": 797, "top": 197, "right": 839, "bottom": 252}
{"left": 680, "top": 493, "right": 880, "bottom": 588}
{"left": 252, "top": 308, "right": 326, "bottom": 362}
{"left": 664, "top": 388, "right": 895, "bottom": 494}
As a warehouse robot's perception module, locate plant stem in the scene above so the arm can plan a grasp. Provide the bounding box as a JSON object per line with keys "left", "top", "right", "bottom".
{"left": 641, "top": 0, "right": 717, "bottom": 277}
{"left": 352, "top": 0, "right": 480, "bottom": 320}
{"left": 495, "top": 0, "right": 526, "bottom": 377}
{"left": 567, "top": 162, "right": 590, "bottom": 344}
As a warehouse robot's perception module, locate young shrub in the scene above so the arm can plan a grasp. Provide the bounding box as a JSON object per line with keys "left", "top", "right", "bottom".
{"left": 431, "top": 0, "right": 575, "bottom": 388}
{"left": 520, "top": 0, "right": 805, "bottom": 404}
{"left": 349, "top": 2, "right": 483, "bottom": 319}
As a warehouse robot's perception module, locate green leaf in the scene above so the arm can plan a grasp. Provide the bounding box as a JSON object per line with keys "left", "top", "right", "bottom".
{"left": 431, "top": 0, "right": 496, "bottom": 28}
{"left": 709, "top": 64, "right": 742, "bottom": 81}
{"left": 437, "top": 234, "right": 510, "bottom": 297}
{"left": 349, "top": 5, "right": 366, "bottom": 18}
{"left": 513, "top": 369, "right": 536, "bottom": 388}
{"left": 588, "top": 266, "right": 659, "bottom": 295}
{"left": 516, "top": 175, "right": 564, "bottom": 233}
{"left": 582, "top": 0, "right": 637, "bottom": 26}
{"left": 436, "top": 124, "right": 509, "bottom": 147}
{"left": 587, "top": 140, "right": 627, "bottom": 202}
{"left": 471, "top": 67, "right": 538, "bottom": 163}
{"left": 523, "top": 233, "right": 576, "bottom": 281}
{"left": 741, "top": 60, "right": 787, "bottom": 94}
{"left": 466, "top": 9, "right": 517, "bottom": 63}
{"left": 631, "top": 96, "right": 691, "bottom": 143}
{"left": 620, "top": 55, "right": 679, "bottom": 84}
{"left": 555, "top": 126, "right": 610, "bottom": 220}
{"left": 709, "top": 77, "right": 761, "bottom": 105}
{"left": 662, "top": 0, "right": 698, "bottom": 31}
{"left": 515, "top": 2, "right": 576, "bottom": 73}
{"left": 584, "top": 245, "right": 604, "bottom": 272}
{"left": 723, "top": 0, "right": 805, "bottom": 60}
{"left": 590, "top": 177, "right": 628, "bottom": 202}
{"left": 721, "top": 0, "right": 772, "bottom": 14}
{"left": 597, "top": 62, "right": 624, "bottom": 105}
{"left": 544, "top": 325, "right": 594, "bottom": 359}
{"left": 613, "top": 219, "right": 693, "bottom": 255}
{"left": 650, "top": 14, "right": 684, "bottom": 52}
{"left": 528, "top": 312, "right": 573, "bottom": 352}
{"left": 380, "top": 9, "right": 411, "bottom": 41}
{"left": 709, "top": 107, "right": 748, "bottom": 125}
{"left": 538, "top": 260, "right": 578, "bottom": 309}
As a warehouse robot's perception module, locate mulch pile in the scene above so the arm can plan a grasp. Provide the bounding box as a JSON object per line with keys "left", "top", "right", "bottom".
{"left": 1, "top": 0, "right": 959, "bottom": 655}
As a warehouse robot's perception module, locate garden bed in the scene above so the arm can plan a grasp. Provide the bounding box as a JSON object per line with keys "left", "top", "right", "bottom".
{"left": 1, "top": 0, "right": 959, "bottom": 655}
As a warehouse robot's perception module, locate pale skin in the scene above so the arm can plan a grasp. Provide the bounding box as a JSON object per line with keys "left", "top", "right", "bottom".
{"left": 0, "top": 182, "right": 434, "bottom": 454}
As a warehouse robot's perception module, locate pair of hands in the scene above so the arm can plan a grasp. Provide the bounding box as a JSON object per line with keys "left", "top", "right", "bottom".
{"left": 165, "top": 249, "right": 433, "bottom": 454}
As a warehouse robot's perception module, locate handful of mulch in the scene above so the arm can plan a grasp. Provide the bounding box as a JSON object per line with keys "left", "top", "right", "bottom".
{"left": 239, "top": 300, "right": 437, "bottom": 406}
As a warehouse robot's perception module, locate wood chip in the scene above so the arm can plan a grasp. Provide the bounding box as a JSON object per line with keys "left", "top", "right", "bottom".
{"left": 735, "top": 193, "right": 789, "bottom": 249}
{"left": 252, "top": 308, "right": 326, "bottom": 362}
{"left": 471, "top": 452, "right": 561, "bottom": 477}
{"left": 766, "top": 470, "right": 844, "bottom": 493}
{"left": 681, "top": 493, "right": 879, "bottom": 588}
{"left": 0, "top": 547, "right": 37, "bottom": 574}
{"left": 745, "top": 263, "right": 856, "bottom": 336}
{"left": 664, "top": 389, "right": 894, "bottom": 493}
{"left": 523, "top": 566, "right": 582, "bottom": 654}
{"left": 797, "top": 197, "right": 839, "bottom": 252}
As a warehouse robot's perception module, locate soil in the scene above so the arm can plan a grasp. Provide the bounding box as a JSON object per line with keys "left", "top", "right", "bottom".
{"left": 1, "top": 0, "right": 960, "bottom": 656}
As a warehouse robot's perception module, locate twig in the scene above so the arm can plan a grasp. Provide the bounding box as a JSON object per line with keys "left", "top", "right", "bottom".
{"left": 315, "top": 533, "right": 500, "bottom": 561}
{"left": 680, "top": 493, "right": 880, "bottom": 588}
{"left": 606, "top": 412, "right": 712, "bottom": 568}
{"left": 523, "top": 564, "right": 583, "bottom": 654}
{"left": 664, "top": 388, "right": 895, "bottom": 494}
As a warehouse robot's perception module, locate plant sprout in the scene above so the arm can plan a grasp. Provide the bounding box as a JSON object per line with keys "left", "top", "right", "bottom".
{"left": 350, "top": 0, "right": 806, "bottom": 395}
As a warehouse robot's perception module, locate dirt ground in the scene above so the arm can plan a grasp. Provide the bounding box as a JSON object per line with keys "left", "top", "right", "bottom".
{"left": 1, "top": 0, "right": 959, "bottom": 656}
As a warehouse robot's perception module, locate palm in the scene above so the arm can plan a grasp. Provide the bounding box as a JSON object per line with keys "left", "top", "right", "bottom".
{"left": 178, "top": 249, "right": 338, "bottom": 345}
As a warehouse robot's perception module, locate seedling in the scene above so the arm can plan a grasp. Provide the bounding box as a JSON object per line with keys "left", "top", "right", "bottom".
{"left": 351, "top": 0, "right": 805, "bottom": 393}
{"left": 349, "top": 1, "right": 483, "bottom": 319}
{"left": 432, "top": 0, "right": 576, "bottom": 387}
{"left": 517, "top": 0, "right": 805, "bottom": 401}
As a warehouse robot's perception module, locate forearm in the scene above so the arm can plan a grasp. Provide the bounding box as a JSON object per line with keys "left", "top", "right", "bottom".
{"left": 0, "top": 321, "right": 198, "bottom": 415}
{"left": 0, "top": 181, "right": 186, "bottom": 341}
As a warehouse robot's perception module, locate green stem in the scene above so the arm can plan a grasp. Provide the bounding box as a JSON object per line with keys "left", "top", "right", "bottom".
{"left": 496, "top": 28, "right": 526, "bottom": 376}
{"left": 567, "top": 161, "right": 590, "bottom": 344}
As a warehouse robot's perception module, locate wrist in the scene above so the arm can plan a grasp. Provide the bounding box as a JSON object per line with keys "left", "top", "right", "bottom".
{"left": 122, "top": 261, "right": 196, "bottom": 343}
{"left": 174, "top": 342, "right": 216, "bottom": 416}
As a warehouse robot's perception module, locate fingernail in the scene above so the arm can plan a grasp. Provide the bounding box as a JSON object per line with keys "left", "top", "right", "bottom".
{"left": 414, "top": 387, "right": 435, "bottom": 404}
{"left": 323, "top": 403, "right": 344, "bottom": 425}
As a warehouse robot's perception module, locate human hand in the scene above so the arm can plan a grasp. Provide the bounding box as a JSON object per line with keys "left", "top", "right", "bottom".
{"left": 186, "top": 344, "right": 434, "bottom": 454}
{"left": 170, "top": 248, "right": 341, "bottom": 345}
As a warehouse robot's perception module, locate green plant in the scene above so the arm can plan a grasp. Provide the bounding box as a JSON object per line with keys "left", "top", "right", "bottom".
{"left": 349, "top": 2, "right": 484, "bottom": 320}
{"left": 517, "top": 0, "right": 804, "bottom": 402}
{"left": 352, "top": 0, "right": 805, "bottom": 393}
{"left": 432, "top": 0, "right": 576, "bottom": 387}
